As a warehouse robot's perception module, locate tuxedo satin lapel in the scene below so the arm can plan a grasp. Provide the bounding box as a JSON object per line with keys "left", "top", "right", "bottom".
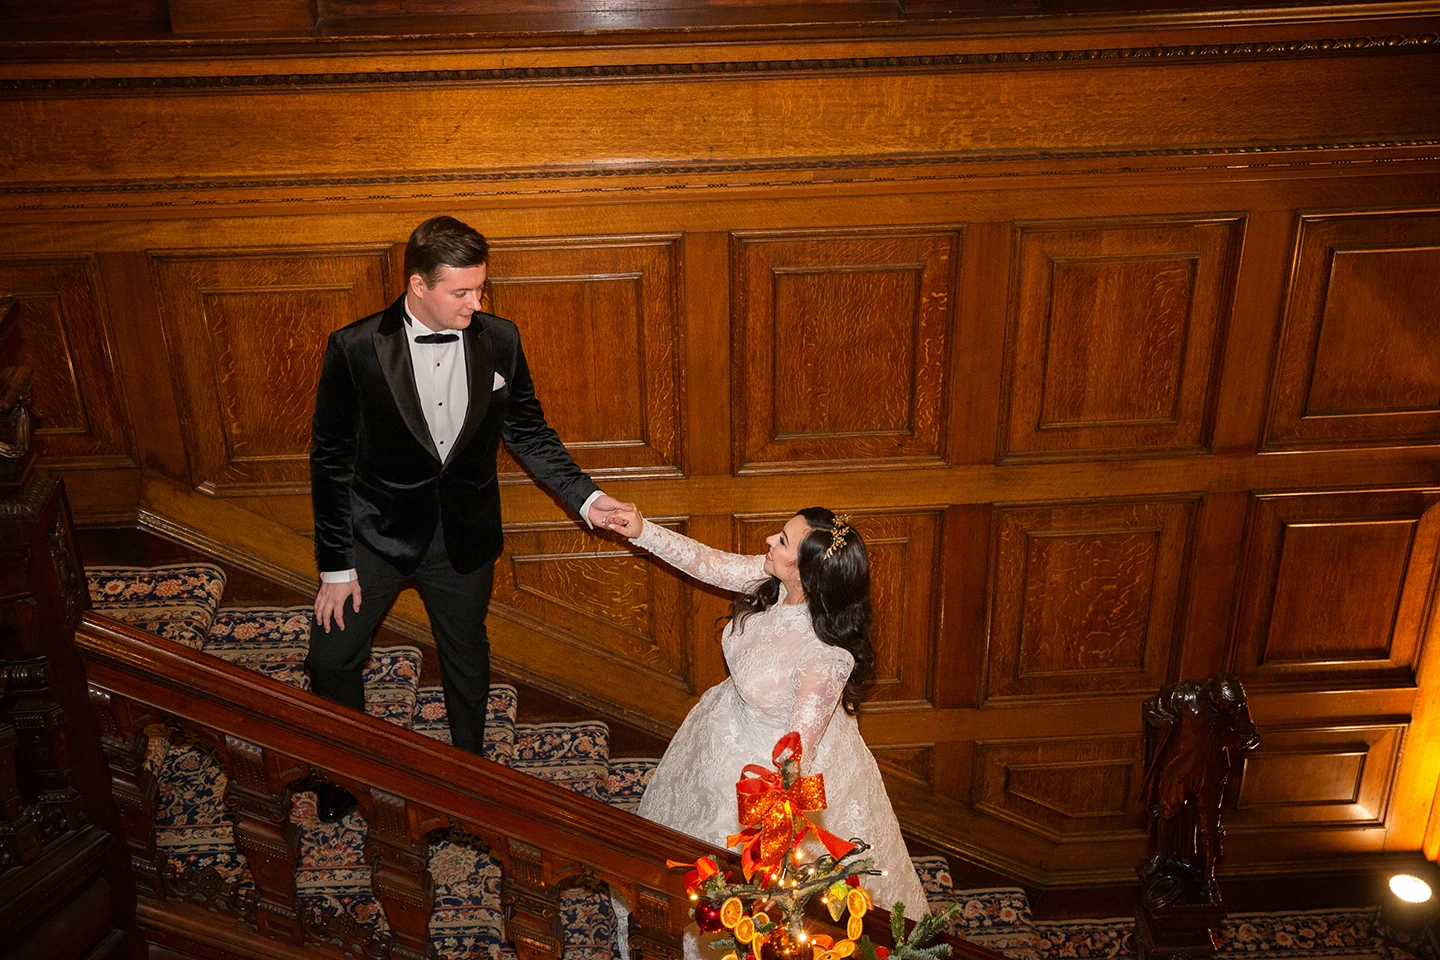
{"left": 452, "top": 314, "right": 494, "bottom": 458}
{"left": 374, "top": 298, "right": 443, "bottom": 464}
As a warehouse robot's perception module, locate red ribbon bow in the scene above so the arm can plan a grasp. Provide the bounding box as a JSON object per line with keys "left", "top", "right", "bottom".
{"left": 727, "top": 732, "right": 856, "bottom": 880}
{"left": 665, "top": 855, "right": 720, "bottom": 896}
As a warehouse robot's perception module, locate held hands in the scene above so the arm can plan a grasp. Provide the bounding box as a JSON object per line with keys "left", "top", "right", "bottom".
{"left": 587, "top": 493, "right": 639, "bottom": 533}
{"left": 604, "top": 504, "right": 644, "bottom": 538}
{"left": 315, "top": 579, "right": 362, "bottom": 633}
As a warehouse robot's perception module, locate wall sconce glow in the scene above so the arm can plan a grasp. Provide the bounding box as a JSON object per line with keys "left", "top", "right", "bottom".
{"left": 1389, "top": 875, "right": 1433, "bottom": 904}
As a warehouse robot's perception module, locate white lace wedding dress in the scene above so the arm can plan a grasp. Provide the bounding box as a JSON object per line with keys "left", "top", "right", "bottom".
{"left": 630, "top": 520, "right": 929, "bottom": 921}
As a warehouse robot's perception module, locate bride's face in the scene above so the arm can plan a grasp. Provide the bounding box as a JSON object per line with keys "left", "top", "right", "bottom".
{"left": 763, "top": 514, "right": 812, "bottom": 582}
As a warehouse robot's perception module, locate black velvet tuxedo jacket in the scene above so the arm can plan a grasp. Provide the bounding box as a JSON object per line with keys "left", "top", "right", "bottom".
{"left": 310, "top": 295, "right": 599, "bottom": 576}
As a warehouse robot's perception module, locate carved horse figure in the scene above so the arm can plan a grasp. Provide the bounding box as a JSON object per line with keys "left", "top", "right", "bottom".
{"left": 1138, "top": 675, "right": 1258, "bottom": 908}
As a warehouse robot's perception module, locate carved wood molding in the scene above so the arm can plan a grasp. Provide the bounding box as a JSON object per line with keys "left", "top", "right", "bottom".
{"left": 5, "top": 139, "right": 1440, "bottom": 207}
{"left": 2, "top": 34, "right": 1435, "bottom": 97}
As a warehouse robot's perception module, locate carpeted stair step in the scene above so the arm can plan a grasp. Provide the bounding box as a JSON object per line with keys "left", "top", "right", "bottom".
{"left": 153, "top": 728, "right": 252, "bottom": 886}
{"left": 912, "top": 854, "right": 955, "bottom": 903}
{"left": 512, "top": 721, "right": 612, "bottom": 802}
{"left": 600, "top": 758, "right": 661, "bottom": 812}
{"left": 1026, "top": 908, "right": 1402, "bottom": 960}
{"left": 414, "top": 683, "right": 519, "bottom": 765}
{"left": 88, "top": 563, "right": 226, "bottom": 649}
{"left": 912, "top": 855, "right": 1040, "bottom": 960}
{"left": 206, "top": 606, "right": 424, "bottom": 729}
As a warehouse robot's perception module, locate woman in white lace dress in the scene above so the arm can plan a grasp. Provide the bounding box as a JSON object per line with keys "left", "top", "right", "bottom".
{"left": 606, "top": 505, "right": 928, "bottom": 920}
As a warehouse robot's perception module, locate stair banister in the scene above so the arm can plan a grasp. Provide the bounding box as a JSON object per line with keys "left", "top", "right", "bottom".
{"left": 77, "top": 609, "right": 1005, "bottom": 960}
{"left": 79, "top": 608, "right": 714, "bottom": 956}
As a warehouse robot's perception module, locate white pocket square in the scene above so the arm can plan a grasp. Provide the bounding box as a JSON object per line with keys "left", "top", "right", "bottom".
{"left": 493, "top": 372, "right": 507, "bottom": 391}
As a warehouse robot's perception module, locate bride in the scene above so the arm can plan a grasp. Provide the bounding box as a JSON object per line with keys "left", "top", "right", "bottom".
{"left": 605, "top": 505, "right": 929, "bottom": 920}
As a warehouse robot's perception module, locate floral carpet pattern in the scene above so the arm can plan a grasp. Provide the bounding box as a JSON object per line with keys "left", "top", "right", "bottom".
{"left": 87, "top": 563, "right": 226, "bottom": 649}
{"left": 90, "top": 569, "right": 660, "bottom": 960}
{"left": 912, "top": 856, "right": 1435, "bottom": 960}
{"left": 92, "top": 567, "right": 1432, "bottom": 960}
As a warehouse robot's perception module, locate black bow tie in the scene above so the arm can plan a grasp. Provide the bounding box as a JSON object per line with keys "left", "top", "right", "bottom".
{"left": 413, "top": 332, "right": 459, "bottom": 344}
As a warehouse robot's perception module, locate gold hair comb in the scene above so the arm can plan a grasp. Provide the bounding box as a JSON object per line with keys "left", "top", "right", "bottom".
{"left": 824, "top": 514, "right": 853, "bottom": 559}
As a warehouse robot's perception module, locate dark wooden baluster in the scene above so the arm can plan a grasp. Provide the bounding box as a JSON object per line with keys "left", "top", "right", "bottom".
{"left": 627, "top": 888, "right": 685, "bottom": 960}
{"left": 86, "top": 686, "right": 165, "bottom": 897}
{"left": 5, "top": 657, "right": 86, "bottom": 839}
{"left": 0, "top": 667, "right": 45, "bottom": 868}
{"left": 222, "top": 735, "right": 306, "bottom": 944}
{"left": 502, "top": 839, "right": 563, "bottom": 960}
{"left": 364, "top": 787, "right": 437, "bottom": 960}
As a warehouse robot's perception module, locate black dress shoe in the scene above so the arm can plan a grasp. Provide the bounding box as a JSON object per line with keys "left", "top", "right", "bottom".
{"left": 316, "top": 783, "right": 357, "bottom": 823}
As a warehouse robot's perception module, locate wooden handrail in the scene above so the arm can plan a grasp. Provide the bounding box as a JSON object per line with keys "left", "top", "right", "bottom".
{"left": 76, "top": 610, "right": 1005, "bottom": 960}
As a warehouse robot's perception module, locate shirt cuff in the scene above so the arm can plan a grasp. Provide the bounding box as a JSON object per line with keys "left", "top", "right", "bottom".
{"left": 321, "top": 569, "right": 358, "bottom": 583}
{"left": 580, "top": 490, "right": 606, "bottom": 529}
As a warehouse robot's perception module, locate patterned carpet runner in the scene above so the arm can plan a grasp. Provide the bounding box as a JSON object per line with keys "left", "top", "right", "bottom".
{"left": 88, "top": 564, "right": 1429, "bottom": 960}
{"left": 87, "top": 563, "right": 656, "bottom": 960}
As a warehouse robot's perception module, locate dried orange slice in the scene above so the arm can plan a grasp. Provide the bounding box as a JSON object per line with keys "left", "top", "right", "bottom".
{"left": 846, "top": 889, "right": 868, "bottom": 918}
{"left": 835, "top": 940, "right": 856, "bottom": 957}
{"left": 722, "top": 953, "right": 738, "bottom": 960}
{"left": 847, "top": 913, "right": 864, "bottom": 940}
{"left": 817, "top": 951, "right": 837, "bottom": 960}
{"left": 720, "top": 898, "right": 745, "bottom": 929}
{"left": 735, "top": 916, "right": 756, "bottom": 945}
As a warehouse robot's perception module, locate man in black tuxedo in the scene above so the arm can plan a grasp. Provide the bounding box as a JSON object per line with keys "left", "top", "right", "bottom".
{"left": 308, "top": 216, "right": 628, "bottom": 818}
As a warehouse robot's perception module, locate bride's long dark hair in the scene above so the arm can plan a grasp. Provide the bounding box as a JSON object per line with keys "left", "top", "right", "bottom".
{"left": 729, "top": 507, "right": 875, "bottom": 715}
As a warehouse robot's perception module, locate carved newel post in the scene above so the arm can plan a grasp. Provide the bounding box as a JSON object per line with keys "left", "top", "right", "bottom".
{"left": 1135, "top": 675, "right": 1259, "bottom": 960}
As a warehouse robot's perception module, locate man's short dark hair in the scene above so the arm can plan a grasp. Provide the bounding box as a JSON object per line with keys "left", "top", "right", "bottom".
{"left": 404, "top": 216, "right": 490, "bottom": 287}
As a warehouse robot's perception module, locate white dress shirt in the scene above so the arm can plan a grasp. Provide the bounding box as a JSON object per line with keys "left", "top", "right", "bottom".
{"left": 321, "top": 299, "right": 604, "bottom": 582}
{"left": 404, "top": 302, "right": 468, "bottom": 463}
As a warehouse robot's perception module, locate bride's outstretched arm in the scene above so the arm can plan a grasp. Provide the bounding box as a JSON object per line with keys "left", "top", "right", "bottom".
{"left": 615, "top": 511, "right": 767, "bottom": 593}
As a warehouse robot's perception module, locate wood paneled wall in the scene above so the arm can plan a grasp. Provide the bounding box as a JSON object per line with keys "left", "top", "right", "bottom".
{"left": 3, "top": 3, "right": 1439, "bottom": 887}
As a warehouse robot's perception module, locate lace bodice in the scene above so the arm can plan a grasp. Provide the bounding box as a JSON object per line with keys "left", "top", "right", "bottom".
{"left": 632, "top": 520, "right": 852, "bottom": 762}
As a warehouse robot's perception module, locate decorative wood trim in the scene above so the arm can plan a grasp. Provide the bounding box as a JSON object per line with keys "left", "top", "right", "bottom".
{"left": 5, "top": 140, "right": 1440, "bottom": 206}
{"left": 2, "top": 34, "right": 1434, "bottom": 96}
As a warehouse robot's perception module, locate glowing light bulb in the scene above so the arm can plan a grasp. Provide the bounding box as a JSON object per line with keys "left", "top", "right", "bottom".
{"left": 881, "top": 870, "right": 889, "bottom": 876}
{"left": 690, "top": 894, "right": 699, "bottom": 901}
{"left": 1390, "top": 875, "right": 1433, "bottom": 904}
{"left": 798, "top": 933, "right": 807, "bottom": 943}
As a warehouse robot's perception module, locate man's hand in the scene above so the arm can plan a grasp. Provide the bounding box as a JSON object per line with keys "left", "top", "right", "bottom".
{"left": 315, "top": 580, "right": 362, "bottom": 633}
{"left": 587, "top": 493, "right": 637, "bottom": 531}
{"left": 606, "top": 505, "right": 644, "bottom": 538}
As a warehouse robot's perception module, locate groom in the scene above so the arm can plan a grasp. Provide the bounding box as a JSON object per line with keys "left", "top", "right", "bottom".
{"left": 309, "top": 215, "right": 629, "bottom": 818}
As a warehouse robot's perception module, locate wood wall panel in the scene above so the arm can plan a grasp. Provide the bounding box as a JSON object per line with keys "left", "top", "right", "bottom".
{"left": 1265, "top": 210, "right": 1440, "bottom": 450}
{"left": 731, "top": 229, "right": 960, "bottom": 474}
{"left": 0, "top": 255, "right": 134, "bottom": 468}
{"left": 984, "top": 499, "right": 1198, "bottom": 705}
{"left": 2, "top": 5, "right": 1439, "bottom": 891}
{"left": 493, "top": 519, "right": 692, "bottom": 691}
{"left": 735, "top": 510, "right": 942, "bottom": 709}
{"left": 148, "top": 246, "right": 398, "bottom": 495}
{"left": 1233, "top": 721, "right": 1406, "bottom": 828}
{"left": 1228, "top": 489, "right": 1440, "bottom": 691}
{"left": 486, "top": 236, "right": 683, "bottom": 480}
{"left": 972, "top": 736, "right": 1146, "bottom": 842}
{"left": 1001, "top": 217, "right": 1242, "bottom": 461}
{"left": 872, "top": 744, "right": 935, "bottom": 790}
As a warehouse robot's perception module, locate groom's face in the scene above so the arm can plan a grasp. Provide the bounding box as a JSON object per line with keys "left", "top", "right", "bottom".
{"left": 408, "top": 262, "right": 488, "bottom": 332}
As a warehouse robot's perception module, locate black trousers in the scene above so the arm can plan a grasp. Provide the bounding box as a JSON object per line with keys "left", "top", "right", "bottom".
{"left": 306, "top": 527, "right": 494, "bottom": 755}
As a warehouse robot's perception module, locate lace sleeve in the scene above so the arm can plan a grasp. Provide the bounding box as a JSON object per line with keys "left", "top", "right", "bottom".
{"left": 789, "top": 651, "right": 852, "bottom": 767}
{"left": 632, "top": 519, "right": 768, "bottom": 593}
